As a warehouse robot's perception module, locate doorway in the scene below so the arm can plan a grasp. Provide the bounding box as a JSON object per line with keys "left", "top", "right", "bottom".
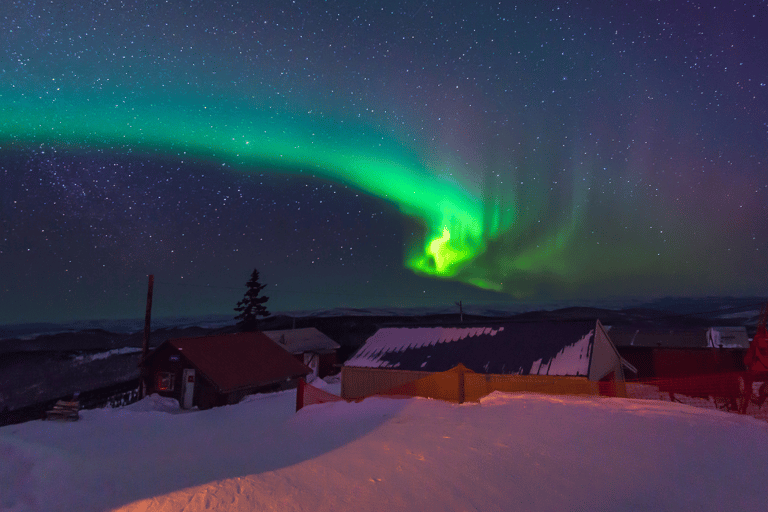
{"left": 181, "top": 369, "right": 196, "bottom": 409}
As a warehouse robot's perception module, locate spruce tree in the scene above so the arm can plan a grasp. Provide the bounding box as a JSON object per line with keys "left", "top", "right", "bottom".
{"left": 234, "top": 268, "right": 271, "bottom": 331}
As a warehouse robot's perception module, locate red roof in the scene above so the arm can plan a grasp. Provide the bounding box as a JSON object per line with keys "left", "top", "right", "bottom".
{"left": 153, "top": 332, "right": 311, "bottom": 393}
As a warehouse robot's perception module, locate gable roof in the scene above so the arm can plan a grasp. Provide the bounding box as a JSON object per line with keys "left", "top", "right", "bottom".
{"left": 262, "top": 328, "right": 340, "bottom": 354}
{"left": 143, "top": 332, "right": 311, "bottom": 393}
{"left": 344, "top": 320, "right": 601, "bottom": 377}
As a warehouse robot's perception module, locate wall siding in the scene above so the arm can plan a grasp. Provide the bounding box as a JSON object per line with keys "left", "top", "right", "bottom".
{"left": 464, "top": 373, "right": 601, "bottom": 401}
{"left": 341, "top": 367, "right": 432, "bottom": 399}
{"left": 342, "top": 366, "right": 621, "bottom": 402}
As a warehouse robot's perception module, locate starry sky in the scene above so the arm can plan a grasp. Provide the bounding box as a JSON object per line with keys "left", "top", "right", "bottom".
{"left": 1, "top": 0, "right": 767, "bottom": 324}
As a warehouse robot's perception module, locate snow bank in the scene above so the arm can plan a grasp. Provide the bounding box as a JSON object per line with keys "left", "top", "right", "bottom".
{"left": 2, "top": 390, "right": 767, "bottom": 512}
{"left": 72, "top": 347, "right": 143, "bottom": 364}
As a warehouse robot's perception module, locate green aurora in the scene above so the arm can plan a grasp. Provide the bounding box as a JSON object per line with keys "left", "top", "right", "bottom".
{"left": 1, "top": 88, "right": 757, "bottom": 300}
{"left": 2, "top": 0, "right": 767, "bottom": 325}
{"left": 2, "top": 96, "right": 514, "bottom": 288}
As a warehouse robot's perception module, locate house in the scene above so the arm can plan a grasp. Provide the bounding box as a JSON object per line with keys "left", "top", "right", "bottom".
{"left": 139, "top": 332, "right": 311, "bottom": 409}
{"left": 341, "top": 320, "right": 635, "bottom": 401}
{"left": 262, "top": 328, "right": 340, "bottom": 378}
{"left": 608, "top": 326, "right": 748, "bottom": 379}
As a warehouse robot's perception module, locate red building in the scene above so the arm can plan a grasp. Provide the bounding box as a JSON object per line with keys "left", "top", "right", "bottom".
{"left": 139, "top": 332, "right": 311, "bottom": 409}
{"left": 608, "top": 327, "right": 748, "bottom": 379}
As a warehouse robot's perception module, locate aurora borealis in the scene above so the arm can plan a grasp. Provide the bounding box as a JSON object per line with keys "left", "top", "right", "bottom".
{"left": 1, "top": 0, "right": 767, "bottom": 323}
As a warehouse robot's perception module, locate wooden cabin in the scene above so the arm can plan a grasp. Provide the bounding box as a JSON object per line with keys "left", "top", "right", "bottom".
{"left": 342, "top": 320, "right": 636, "bottom": 401}
{"left": 139, "top": 332, "right": 311, "bottom": 409}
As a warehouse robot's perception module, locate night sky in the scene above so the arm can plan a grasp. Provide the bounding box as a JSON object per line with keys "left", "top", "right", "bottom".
{"left": 2, "top": 0, "right": 767, "bottom": 324}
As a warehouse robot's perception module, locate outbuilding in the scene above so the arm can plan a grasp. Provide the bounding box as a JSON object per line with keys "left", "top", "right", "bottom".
{"left": 608, "top": 326, "right": 748, "bottom": 379}
{"left": 342, "top": 319, "right": 635, "bottom": 401}
{"left": 139, "top": 332, "right": 311, "bottom": 409}
{"left": 262, "top": 327, "right": 340, "bottom": 378}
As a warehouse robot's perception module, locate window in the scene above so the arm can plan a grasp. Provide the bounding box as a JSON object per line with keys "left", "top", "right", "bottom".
{"left": 156, "top": 372, "right": 175, "bottom": 391}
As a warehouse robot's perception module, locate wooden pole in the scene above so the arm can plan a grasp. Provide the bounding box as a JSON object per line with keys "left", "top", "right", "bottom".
{"left": 142, "top": 274, "right": 154, "bottom": 360}
{"left": 296, "top": 377, "right": 305, "bottom": 412}
{"left": 139, "top": 275, "right": 154, "bottom": 399}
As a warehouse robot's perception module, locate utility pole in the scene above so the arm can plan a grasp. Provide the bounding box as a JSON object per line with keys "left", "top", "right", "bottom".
{"left": 142, "top": 274, "right": 154, "bottom": 360}
{"left": 456, "top": 300, "right": 463, "bottom": 323}
{"left": 140, "top": 274, "right": 154, "bottom": 399}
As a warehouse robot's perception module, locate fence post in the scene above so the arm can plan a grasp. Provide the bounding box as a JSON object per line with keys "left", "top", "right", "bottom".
{"left": 296, "top": 378, "right": 305, "bottom": 412}
{"left": 458, "top": 368, "right": 465, "bottom": 404}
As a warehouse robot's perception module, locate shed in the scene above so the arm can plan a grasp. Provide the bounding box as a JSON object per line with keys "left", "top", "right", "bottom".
{"left": 342, "top": 320, "right": 635, "bottom": 401}
{"left": 139, "top": 332, "right": 311, "bottom": 409}
{"left": 607, "top": 326, "right": 748, "bottom": 379}
{"left": 262, "top": 328, "right": 341, "bottom": 378}
{"left": 608, "top": 326, "right": 749, "bottom": 349}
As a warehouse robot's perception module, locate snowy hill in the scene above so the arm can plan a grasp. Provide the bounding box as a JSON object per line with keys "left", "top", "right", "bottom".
{"left": 2, "top": 385, "right": 767, "bottom": 512}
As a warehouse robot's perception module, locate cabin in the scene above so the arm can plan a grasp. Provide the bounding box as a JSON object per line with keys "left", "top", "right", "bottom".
{"left": 608, "top": 326, "right": 749, "bottom": 379}
{"left": 262, "top": 328, "right": 340, "bottom": 378}
{"left": 139, "top": 332, "right": 311, "bottom": 409}
{"left": 342, "top": 320, "right": 635, "bottom": 401}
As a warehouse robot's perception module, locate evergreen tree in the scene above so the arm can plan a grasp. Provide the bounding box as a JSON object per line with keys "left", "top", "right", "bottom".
{"left": 234, "top": 268, "right": 271, "bottom": 331}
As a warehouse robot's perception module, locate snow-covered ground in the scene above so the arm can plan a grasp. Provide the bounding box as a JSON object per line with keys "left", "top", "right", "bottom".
{"left": 2, "top": 381, "right": 768, "bottom": 512}
{"left": 72, "top": 347, "right": 144, "bottom": 364}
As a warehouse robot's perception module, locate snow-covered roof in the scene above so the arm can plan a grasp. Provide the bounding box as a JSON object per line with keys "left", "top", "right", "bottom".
{"left": 344, "top": 321, "right": 599, "bottom": 377}
{"left": 262, "top": 328, "right": 340, "bottom": 354}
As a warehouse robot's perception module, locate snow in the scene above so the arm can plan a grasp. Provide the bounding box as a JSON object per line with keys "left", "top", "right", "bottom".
{"left": 530, "top": 331, "right": 592, "bottom": 376}
{"left": 2, "top": 386, "right": 768, "bottom": 512}
{"left": 346, "top": 326, "right": 504, "bottom": 368}
{"left": 72, "top": 347, "right": 143, "bottom": 364}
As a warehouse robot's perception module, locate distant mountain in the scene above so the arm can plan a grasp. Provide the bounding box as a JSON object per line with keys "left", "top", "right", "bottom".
{"left": 0, "top": 314, "right": 237, "bottom": 341}
{"left": 1, "top": 296, "right": 765, "bottom": 344}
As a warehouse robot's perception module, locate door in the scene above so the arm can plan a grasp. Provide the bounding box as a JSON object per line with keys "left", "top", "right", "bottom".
{"left": 182, "top": 369, "right": 196, "bottom": 409}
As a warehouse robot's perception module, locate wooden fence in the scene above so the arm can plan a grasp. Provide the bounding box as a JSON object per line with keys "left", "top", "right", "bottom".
{"left": 341, "top": 364, "right": 623, "bottom": 404}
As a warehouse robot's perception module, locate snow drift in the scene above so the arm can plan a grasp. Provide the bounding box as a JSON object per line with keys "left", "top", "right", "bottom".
{"left": 2, "top": 387, "right": 767, "bottom": 512}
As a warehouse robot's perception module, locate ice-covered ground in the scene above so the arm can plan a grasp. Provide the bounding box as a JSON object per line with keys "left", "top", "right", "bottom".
{"left": 2, "top": 380, "right": 767, "bottom": 512}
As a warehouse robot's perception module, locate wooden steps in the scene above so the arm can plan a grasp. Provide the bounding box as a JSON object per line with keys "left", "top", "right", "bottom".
{"left": 45, "top": 400, "right": 80, "bottom": 421}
